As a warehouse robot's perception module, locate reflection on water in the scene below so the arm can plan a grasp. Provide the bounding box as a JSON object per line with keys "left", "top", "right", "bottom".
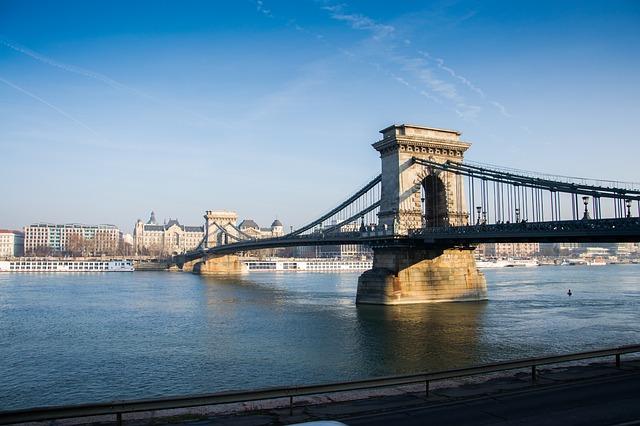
{"left": 355, "top": 302, "right": 487, "bottom": 375}
{"left": 1, "top": 266, "right": 639, "bottom": 410}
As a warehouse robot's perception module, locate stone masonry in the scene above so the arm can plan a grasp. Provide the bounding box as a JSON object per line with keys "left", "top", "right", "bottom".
{"left": 374, "top": 124, "right": 471, "bottom": 233}
{"left": 357, "top": 124, "right": 486, "bottom": 304}
{"left": 192, "top": 254, "right": 247, "bottom": 275}
{"left": 357, "top": 246, "right": 487, "bottom": 304}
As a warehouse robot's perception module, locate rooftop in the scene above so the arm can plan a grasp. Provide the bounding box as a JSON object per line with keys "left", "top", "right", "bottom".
{"left": 0, "top": 229, "right": 24, "bottom": 235}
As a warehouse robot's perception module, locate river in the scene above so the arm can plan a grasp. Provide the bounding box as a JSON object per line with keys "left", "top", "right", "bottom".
{"left": 1, "top": 265, "right": 639, "bottom": 410}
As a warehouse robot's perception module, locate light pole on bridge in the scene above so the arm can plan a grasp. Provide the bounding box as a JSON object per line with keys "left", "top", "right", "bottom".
{"left": 582, "top": 196, "right": 591, "bottom": 220}
{"left": 626, "top": 199, "right": 632, "bottom": 218}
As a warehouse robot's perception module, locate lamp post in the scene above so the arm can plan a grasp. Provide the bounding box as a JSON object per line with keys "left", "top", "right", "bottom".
{"left": 515, "top": 208, "right": 520, "bottom": 223}
{"left": 421, "top": 196, "right": 426, "bottom": 227}
{"left": 476, "top": 206, "right": 482, "bottom": 225}
{"left": 626, "top": 199, "right": 632, "bottom": 218}
{"left": 582, "top": 196, "right": 591, "bottom": 220}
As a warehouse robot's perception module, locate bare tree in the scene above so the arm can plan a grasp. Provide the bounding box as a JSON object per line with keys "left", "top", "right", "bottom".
{"left": 67, "top": 233, "right": 86, "bottom": 257}
{"left": 32, "top": 245, "right": 53, "bottom": 257}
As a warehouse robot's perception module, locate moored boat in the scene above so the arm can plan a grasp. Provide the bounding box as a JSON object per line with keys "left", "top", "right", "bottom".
{"left": 0, "top": 259, "right": 134, "bottom": 272}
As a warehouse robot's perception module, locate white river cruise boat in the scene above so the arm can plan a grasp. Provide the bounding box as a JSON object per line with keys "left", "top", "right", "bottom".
{"left": 0, "top": 259, "right": 134, "bottom": 272}
{"left": 475, "top": 258, "right": 540, "bottom": 268}
{"left": 244, "top": 259, "right": 373, "bottom": 272}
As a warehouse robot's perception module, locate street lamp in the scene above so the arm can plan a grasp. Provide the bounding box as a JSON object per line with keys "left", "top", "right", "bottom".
{"left": 582, "top": 196, "right": 591, "bottom": 220}
{"left": 476, "top": 206, "right": 482, "bottom": 225}
{"left": 626, "top": 199, "right": 632, "bottom": 218}
{"left": 515, "top": 208, "right": 520, "bottom": 223}
{"left": 421, "top": 196, "right": 426, "bottom": 227}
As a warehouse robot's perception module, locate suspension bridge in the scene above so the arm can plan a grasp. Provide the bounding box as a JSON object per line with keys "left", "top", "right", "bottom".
{"left": 171, "top": 124, "right": 640, "bottom": 305}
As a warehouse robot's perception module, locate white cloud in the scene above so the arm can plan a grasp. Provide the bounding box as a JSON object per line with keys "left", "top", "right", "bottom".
{"left": 490, "top": 101, "right": 513, "bottom": 118}
{"left": 255, "top": 0, "right": 273, "bottom": 18}
{"left": 321, "top": 4, "right": 395, "bottom": 39}
{"left": 419, "top": 50, "right": 486, "bottom": 98}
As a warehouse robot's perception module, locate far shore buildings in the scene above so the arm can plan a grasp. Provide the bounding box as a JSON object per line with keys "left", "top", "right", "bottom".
{"left": 477, "top": 242, "right": 540, "bottom": 258}
{"left": 238, "top": 219, "right": 284, "bottom": 239}
{"left": 0, "top": 230, "right": 24, "bottom": 257}
{"left": 134, "top": 211, "right": 287, "bottom": 256}
{"left": 133, "top": 212, "right": 204, "bottom": 255}
{"left": 23, "top": 223, "right": 121, "bottom": 256}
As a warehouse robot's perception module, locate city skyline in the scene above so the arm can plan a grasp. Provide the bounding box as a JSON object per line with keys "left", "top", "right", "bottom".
{"left": 1, "top": 0, "right": 639, "bottom": 232}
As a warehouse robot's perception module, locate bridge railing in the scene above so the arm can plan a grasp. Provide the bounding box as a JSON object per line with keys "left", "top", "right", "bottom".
{"left": 1, "top": 344, "right": 638, "bottom": 425}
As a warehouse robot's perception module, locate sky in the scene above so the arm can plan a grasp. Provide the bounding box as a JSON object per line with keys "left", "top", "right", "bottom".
{"left": 1, "top": 0, "right": 639, "bottom": 233}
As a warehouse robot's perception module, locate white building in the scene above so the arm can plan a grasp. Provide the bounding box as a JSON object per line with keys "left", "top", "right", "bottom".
{"left": 24, "top": 223, "right": 121, "bottom": 256}
{"left": 0, "top": 230, "right": 24, "bottom": 257}
{"left": 134, "top": 211, "right": 205, "bottom": 255}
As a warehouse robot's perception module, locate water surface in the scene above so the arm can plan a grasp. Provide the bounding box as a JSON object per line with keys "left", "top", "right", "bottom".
{"left": 1, "top": 265, "right": 639, "bottom": 410}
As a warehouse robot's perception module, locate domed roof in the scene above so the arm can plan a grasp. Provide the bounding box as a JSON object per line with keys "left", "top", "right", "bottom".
{"left": 146, "top": 211, "right": 157, "bottom": 225}
{"left": 271, "top": 219, "right": 283, "bottom": 227}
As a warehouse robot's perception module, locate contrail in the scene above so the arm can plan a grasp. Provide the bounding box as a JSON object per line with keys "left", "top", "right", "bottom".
{"left": 0, "top": 75, "right": 104, "bottom": 139}
{"left": 0, "top": 36, "right": 216, "bottom": 125}
{"left": 0, "top": 37, "right": 129, "bottom": 92}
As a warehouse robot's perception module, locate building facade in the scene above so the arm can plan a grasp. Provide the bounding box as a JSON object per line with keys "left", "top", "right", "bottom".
{"left": 23, "top": 223, "right": 121, "bottom": 256}
{"left": 489, "top": 242, "right": 540, "bottom": 258}
{"left": 236, "top": 219, "right": 285, "bottom": 257}
{"left": 314, "top": 222, "right": 372, "bottom": 258}
{"left": 134, "top": 212, "right": 205, "bottom": 255}
{"left": 238, "top": 219, "right": 284, "bottom": 239}
{"left": 0, "top": 230, "right": 24, "bottom": 257}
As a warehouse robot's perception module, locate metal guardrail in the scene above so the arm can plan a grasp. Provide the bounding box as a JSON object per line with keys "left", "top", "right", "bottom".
{"left": 1, "top": 344, "right": 639, "bottom": 425}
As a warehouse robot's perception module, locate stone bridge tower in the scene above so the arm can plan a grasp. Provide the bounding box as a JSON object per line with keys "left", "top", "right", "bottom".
{"left": 374, "top": 124, "right": 470, "bottom": 233}
{"left": 357, "top": 124, "right": 486, "bottom": 305}
{"left": 204, "top": 210, "right": 238, "bottom": 248}
{"left": 178, "top": 210, "right": 245, "bottom": 275}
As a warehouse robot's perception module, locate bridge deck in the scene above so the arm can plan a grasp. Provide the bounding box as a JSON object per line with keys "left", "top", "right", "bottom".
{"left": 175, "top": 218, "right": 640, "bottom": 264}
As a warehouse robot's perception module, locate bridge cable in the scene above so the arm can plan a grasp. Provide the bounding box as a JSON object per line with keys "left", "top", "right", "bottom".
{"left": 287, "top": 174, "right": 381, "bottom": 237}
{"left": 321, "top": 201, "right": 381, "bottom": 234}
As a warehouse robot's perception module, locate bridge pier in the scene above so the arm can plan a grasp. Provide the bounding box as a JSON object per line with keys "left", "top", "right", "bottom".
{"left": 192, "top": 254, "right": 247, "bottom": 275}
{"left": 181, "top": 259, "right": 201, "bottom": 273}
{"left": 356, "top": 246, "right": 487, "bottom": 305}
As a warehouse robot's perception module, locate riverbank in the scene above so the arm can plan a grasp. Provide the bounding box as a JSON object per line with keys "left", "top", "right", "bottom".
{"left": 6, "top": 356, "right": 639, "bottom": 425}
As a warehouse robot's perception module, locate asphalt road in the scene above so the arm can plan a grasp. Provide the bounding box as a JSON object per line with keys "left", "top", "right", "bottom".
{"left": 342, "top": 372, "right": 640, "bottom": 426}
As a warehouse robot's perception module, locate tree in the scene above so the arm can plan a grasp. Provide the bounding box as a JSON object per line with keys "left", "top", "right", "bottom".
{"left": 31, "top": 245, "right": 53, "bottom": 257}
{"left": 67, "top": 233, "right": 86, "bottom": 257}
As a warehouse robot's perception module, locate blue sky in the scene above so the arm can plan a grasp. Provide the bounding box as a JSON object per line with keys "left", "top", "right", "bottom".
{"left": 1, "top": 0, "right": 639, "bottom": 233}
